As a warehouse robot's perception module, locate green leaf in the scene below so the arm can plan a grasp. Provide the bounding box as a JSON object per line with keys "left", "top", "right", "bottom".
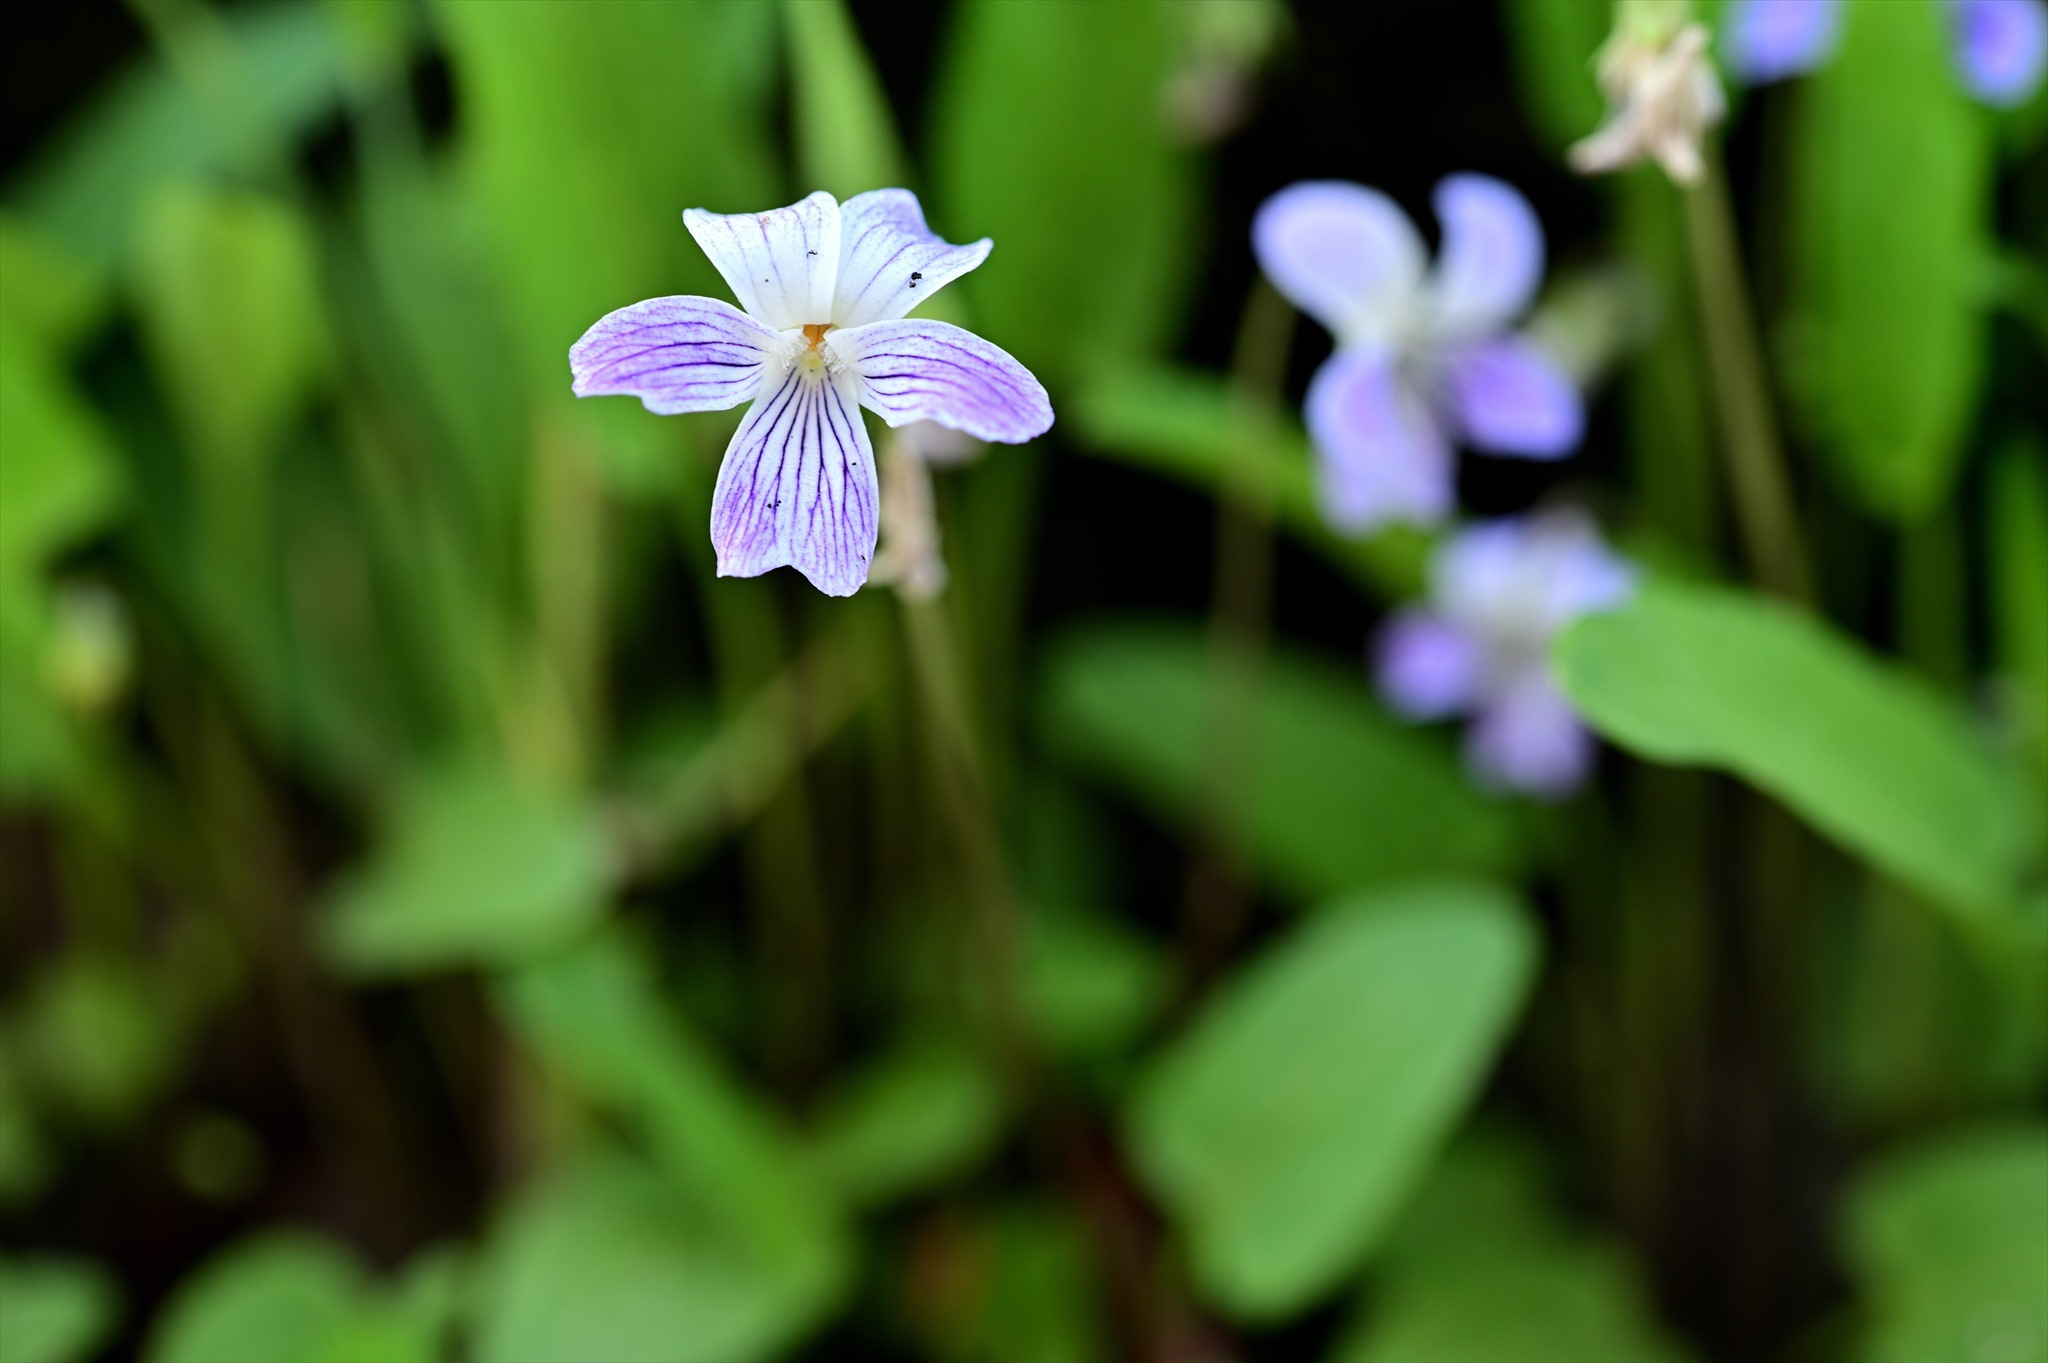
{"left": 1555, "top": 579, "right": 2038, "bottom": 929}
{"left": 14, "top": 955, "right": 180, "bottom": 1131}
{"left": 931, "top": 0, "right": 1194, "bottom": 385}
{"left": 1842, "top": 1122, "right": 2048, "bottom": 1363}
{"left": 1127, "top": 881, "right": 1539, "bottom": 1319}
{"left": 782, "top": 0, "right": 908, "bottom": 199}
{"left": 1023, "top": 907, "right": 1166, "bottom": 1060}
{"left": 0, "top": 317, "right": 121, "bottom": 583}
{"left": 147, "top": 1232, "right": 439, "bottom": 1363}
{"left": 0, "top": 1254, "right": 119, "bottom": 1363}
{"left": 321, "top": 763, "right": 609, "bottom": 977}
{"left": 491, "top": 932, "right": 850, "bottom": 1359}
{"left": 807, "top": 1040, "right": 1002, "bottom": 1208}
{"left": 1989, "top": 441, "right": 2048, "bottom": 798}
{"left": 1500, "top": 0, "right": 1610, "bottom": 153}
{"left": 0, "top": 217, "right": 107, "bottom": 347}
{"left": 1039, "top": 623, "right": 1519, "bottom": 902}
{"left": 1784, "top": 0, "right": 1993, "bottom": 518}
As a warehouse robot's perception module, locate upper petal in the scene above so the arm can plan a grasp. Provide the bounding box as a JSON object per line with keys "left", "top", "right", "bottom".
{"left": 1303, "top": 350, "right": 1454, "bottom": 531}
{"left": 568, "top": 295, "right": 775, "bottom": 414}
{"left": 1723, "top": 0, "right": 1843, "bottom": 83}
{"left": 709, "top": 362, "right": 879, "bottom": 597}
{"left": 831, "top": 189, "right": 993, "bottom": 328}
{"left": 684, "top": 191, "right": 841, "bottom": 331}
{"left": 1252, "top": 181, "right": 1426, "bottom": 345}
{"left": 1950, "top": 0, "right": 2047, "bottom": 106}
{"left": 833, "top": 319, "right": 1053, "bottom": 444}
{"left": 1427, "top": 174, "right": 1544, "bottom": 339}
{"left": 1442, "top": 336, "right": 1583, "bottom": 459}
{"left": 1434, "top": 511, "right": 1635, "bottom": 640}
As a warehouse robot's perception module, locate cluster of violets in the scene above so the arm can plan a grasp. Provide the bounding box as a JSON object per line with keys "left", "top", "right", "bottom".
{"left": 1726, "top": 0, "right": 2046, "bottom": 104}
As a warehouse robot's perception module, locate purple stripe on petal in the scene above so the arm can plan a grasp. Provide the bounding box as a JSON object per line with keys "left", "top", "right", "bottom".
{"left": 832, "top": 189, "right": 993, "bottom": 328}
{"left": 710, "top": 364, "right": 879, "bottom": 597}
{"left": 1303, "top": 350, "right": 1454, "bottom": 530}
{"left": 834, "top": 319, "right": 1053, "bottom": 444}
{"left": 1723, "top": 0, "right": 1843, "bottom": 83}
{"left": 1429, "top": 174, "right": 1544, "bottom": 338}
{"left": 1465, "top": 669, "right": 1595, "bottom": 799}
{"left": 1443, "top": 336, "right": 1583, "bottom": 459}
{"left": 1376, "top": 611, "right": 1483, "bottom": 720}
{"left": 684, "top": 191, "right": 841, "bottom": 330}
{"left": 1951, "top": 0, "right": 2047, "bottom": 106}
{"left": 569, "top": 295, "right": 775, "bottom": 415}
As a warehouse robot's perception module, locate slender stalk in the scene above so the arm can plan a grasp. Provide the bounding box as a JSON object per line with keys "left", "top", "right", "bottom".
{"left": 1176, "top": 277, "right": 1295, "bottom": 1000}
{"left": 1682, "top": 156, "right": 1813, "bottom": 603}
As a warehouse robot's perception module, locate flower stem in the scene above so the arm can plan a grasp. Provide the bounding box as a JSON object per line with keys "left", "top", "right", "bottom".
{"left": 1682, "top": 155, "right": 1814, "bottom": 604}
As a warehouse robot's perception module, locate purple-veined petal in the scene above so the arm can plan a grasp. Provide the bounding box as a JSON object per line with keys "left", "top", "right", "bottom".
{"left": 833, "top": 319, "right": 1053, "bottom": 444}
{"left": 709, "top": 361, "right": 878, "bottom": 597}
{"left": 1252, "top": 181, "right": 1425, "bottom": 346}
{"left": 1464, "top": 670, "right": 1595, "bottom": 799}
{"left": 831, "top": 189, "right": 992, "bottom": 329}
{"left": 1376, "top": 611, "right": 1484, "bottom": 720}
{"left": 684, "top": 191, "right": 841, "bottom": 331}
{"left": 1304, "top": 350, "right": 1454, "bottom": 530}
{"left": 1443, "top": 336, "right": 1583, "bottom": 458}
{"left": 1723, "top": 0, "right": 1843, "bottom": 83}
{"left": 568, "top": 295, "right": 775, "bottom": 415}
{"left": 1950, "top": 0, "right": 2047, "bottom": 105}
{"left": 1428, "top": 174, "right": 1544, "bottom": 338}
{"left": 1434, "top": 511, "right": 1635, "bottom": 641}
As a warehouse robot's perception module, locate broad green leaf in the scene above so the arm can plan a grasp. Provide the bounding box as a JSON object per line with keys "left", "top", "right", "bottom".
{"left": 321, "top": 763, "right": 609, "bottom": 976}
{"left": 1990, "top": 442, "right": 2048, "bottom": 796}
{"left": 1842, "top": 1123, "right": 2048, "bottom": 1363}
{"left": 0, "top": 218, "right": 106, "bottom": 347}
{"left": 1039, "top": 623, "right": 1518, "bottom": 902}
{"left": 1128, "top": 881, "right": 1539, "bottom": 1319}
{"left": 807, "top": 1040, "right": 1002, "bottom": 1207}
{"left": 1555, "top": 580, "right": 2038, "bottom": 928}
{"left": 147, "top": 1232, "right": 438, "bottom": 1363}
{"left": 783, "top": 0, "right": 908, "bottom": 199}
{"left": 1784, "top": 0, "right": 1993, "bottom": 518}
{"left": 130, "top": 183, "right": 332, "bottom": 467}
{"left": 1023, "top": 908, "right": 1166, "bottom": 1060}
{"left": 0, "top": 1254, "right": 119, "bottom": 1363}
{"left": 931, "top": 0, "right": 1194, "bottom": 386}
{"left": 898, "top": 1205, "right": 1106, "bottom": 1363}
{"left": 0, "top": 317, "right": 121, "bottom": 581}
{"left": 493, "top": 932, "right": 850, "bottom": 1358}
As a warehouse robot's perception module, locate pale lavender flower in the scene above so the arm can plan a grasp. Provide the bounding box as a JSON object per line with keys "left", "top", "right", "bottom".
{"left": 1253, "top": 176, "right": 1583, "bottom": 533}
{"left": 1725, "top": 0, "right": 2046, "bottom": 107}
{"left": 570, "top": 190, "right": 1052, "bottom": 596}
{"left": 1375, "top": 511, "right": 1635, "bottom": 799}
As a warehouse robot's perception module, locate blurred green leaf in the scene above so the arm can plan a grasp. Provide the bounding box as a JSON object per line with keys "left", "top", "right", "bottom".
{"left": 808, "top": 1040, "right": 1002, "bottom": 1208}
{"left": 931, "top": 0, "right": 1194, "bottom": 385}
{"left": 492, "top": 931, "right": 850, "bottom": 1359}
{"left": 320, "top": 763, "right": 609, "bottom": 977}
{"left": 1842, "top": 1122, "right": 2048, "bottom": 1363}
{"left": 1500, "top": 0, "right": 1609, "bottom": 153}
{"left": 783, "top": 0, "right": 908, "bottom": 199}
{"left": 0, "top": 322, "right": 121, "bottom": 588}
{"left": 1023, "top": 907, "right": 1167, "bottom": 1060}
{"left": 1039, "top": 623, "right": 1518, "bottom": 902}
{"left": 0, "top": 1057, "right": 52, "bottom": 1204}
{"left": 13, "top": 955, "right": 179, "bottom": 1131}
{"left": 1128, "top": 880, "right": 1539, "bottom": 1319}
{"left": 0, "top": 1254, "right": 119, "bottom": 1363}
{"left": 0, "top": 218, "right": 106, "bottom": 347}
{"left": 1989, "top": 441, "right": 2048, "bottom": 797}
{"left": 1556, "top": 580, "right": 2039, "bottom": 930}
{"left": 147, "top": 1231, "right": 438, "bottom": 1363}
{"left": 903, "top": 1205, "right": 1106, "bottom": 1363}
{"left": 1784, "top": 0, "right": 1993, "bottom": 519}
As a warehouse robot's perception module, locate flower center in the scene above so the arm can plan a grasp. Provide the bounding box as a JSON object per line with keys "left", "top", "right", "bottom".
{"left": 802, "top": 322, "right": 832, "bottom": 350}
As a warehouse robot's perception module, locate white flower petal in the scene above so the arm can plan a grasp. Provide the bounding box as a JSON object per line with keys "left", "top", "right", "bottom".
{"left": 1251, "top": 181, "right": 1426, "bottom": 346}
{"left": 831, "top": 189, "right": 992, "bottom": 328}
{"left": 568, "top": 295, "right": 775, "bottom": 414}
{"left": 684, "top": 191, "right": 841, "bottom": 331}
{"left": 1428, "top": 174, "right": 1544, "bottom": 339}
{"left": 832, "top": 319, "right": 1053, "bottom": 444}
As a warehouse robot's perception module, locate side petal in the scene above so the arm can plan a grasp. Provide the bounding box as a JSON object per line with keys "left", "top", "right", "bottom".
{"left": 1428, "top": 174, "right": 1544, "bottom": 339}
{"left": 1464, "top": 671, "right": 1595, "bottom": 799}
{"left": 1251, "top": 181, "right": 1426, "bottom": 346}
{"left": 683, "top": 191, "right": 841, "bottom": 331}
{"left": 1722, "top": 0, "right": 1843, "bottom": 83}
{"left": 568, "top": 295, "right": 776, "bottom": 414}
{"left": 1950, "top": 0, "right": 2047, "bottom": 106}
{"left": 831, "top": 189, "right": 993, "bottom": 329}
{"left": 833, "top": 319, "right": 1053, "bottom": 444}
{"left": 1303, "top": 350, "right": 1454, "bottom": 530}
{"left": 1375, "top": 611, "right": 1484, "bottom": 720}
{"left": 1442, "top": 336, "right": 1583, "bottom": 459}
{"left": 709, "top": 365, "right": 879, "bottom": 597}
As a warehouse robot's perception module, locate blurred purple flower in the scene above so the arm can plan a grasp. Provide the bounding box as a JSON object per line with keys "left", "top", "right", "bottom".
{"left": 570, "top": 190, "right": 1052, "bottom": 597}
{"left": 1374, "top": 511, "right": 1635, "bottom": 799}
{"left": 1252, "top": 176, "right": 1583, "bottom": 533}
{"left": 1725, "top": 0, "right": 2046, "bottom": 107}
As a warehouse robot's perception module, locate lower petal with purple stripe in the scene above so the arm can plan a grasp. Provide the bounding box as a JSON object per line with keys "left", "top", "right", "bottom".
{"left": 833, "top": 319, "right": 1053, "bottom": 445}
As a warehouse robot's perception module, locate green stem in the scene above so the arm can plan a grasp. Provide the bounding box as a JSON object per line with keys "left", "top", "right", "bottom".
{"left": 1683, "top": 156, "right": 1813, "bottom": 603}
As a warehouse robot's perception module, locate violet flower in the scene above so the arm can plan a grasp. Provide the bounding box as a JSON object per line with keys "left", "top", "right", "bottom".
{"left": 1252, "top": 176, "right": 1583, "bottom": 533}
{"left": 1724, "top": 0, "right": 2047, "bottom": 107}
{"left": 570, "top": 190, "right": 1052, "bottom": 596}
{"left": 1374, "top": 511, "right": 1635, "bottom": 799}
